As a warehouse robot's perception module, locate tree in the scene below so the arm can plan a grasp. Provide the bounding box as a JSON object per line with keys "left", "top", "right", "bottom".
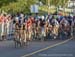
{"left": 0, "top": 0, "right": 17, "bottom": 7}
{"left": 0, "top": 0, "right": 37, "bottom": 14}
{"left": 39, "top": 0, "right": 46, "bottom": 5}
{"left": 38, "top": 0, "right": 68, "bottom": 7}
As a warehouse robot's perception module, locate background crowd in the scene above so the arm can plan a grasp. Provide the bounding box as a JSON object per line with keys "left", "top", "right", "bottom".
{"left": 0, "top": 12, "right": 75, "bottom": 41}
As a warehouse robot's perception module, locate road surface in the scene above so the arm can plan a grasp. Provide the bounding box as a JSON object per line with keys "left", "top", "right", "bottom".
{"left": 0, "top": 37, "right": 74, "bottom": 57}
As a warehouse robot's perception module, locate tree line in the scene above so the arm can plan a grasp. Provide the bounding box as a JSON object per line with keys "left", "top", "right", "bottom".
{"left": 0, "top": 0, "right": 68, "bottom": 14}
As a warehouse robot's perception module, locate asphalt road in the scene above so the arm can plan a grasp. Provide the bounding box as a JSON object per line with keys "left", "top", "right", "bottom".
{"left": 0, "top": 39, "right": 66, "bottom": 57}
{"left": 26, "top": 39, "right": 75, "bottom": 57}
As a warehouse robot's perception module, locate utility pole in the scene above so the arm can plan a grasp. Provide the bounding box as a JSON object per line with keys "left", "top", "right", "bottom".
{"left": 48, "top": 0, "right": 50, "bottom": 6}
{"left": 63, "top": 0, "right": 65, "bottom": 16}
{"left": 73, "top": 0, "right": 74, "bottom": 14}
{"left": 63, "top": 0, "right": 69, "bottom": 16}
{"left": 48, "top": 0, "right": 50, "bottom": 14}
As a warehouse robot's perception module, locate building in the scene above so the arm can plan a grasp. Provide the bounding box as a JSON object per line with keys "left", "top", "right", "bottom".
{"left": 67, "top": 0, "right": 75, "bottom": 14}
{"left": 68, "top": 0, "right": 75, "bottom": 7}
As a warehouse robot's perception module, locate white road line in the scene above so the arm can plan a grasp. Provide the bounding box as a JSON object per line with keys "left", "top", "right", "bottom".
{"left": 22, "top": 38, "right": 73, "bottom": 57}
